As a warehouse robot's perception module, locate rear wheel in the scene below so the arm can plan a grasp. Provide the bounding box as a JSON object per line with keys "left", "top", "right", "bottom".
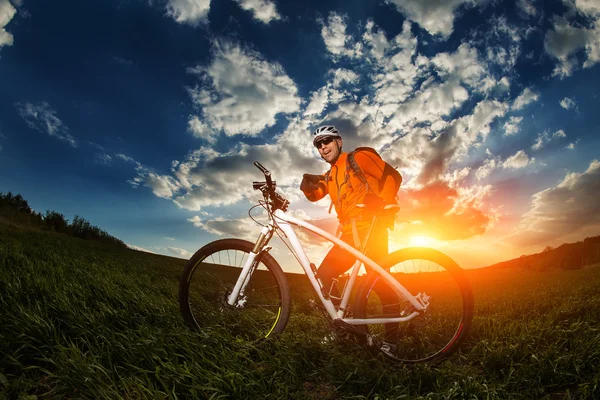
{"left": 179, "top": 239, "right": 290, "bottom": 341}
{"left": 353, "top": 247, "right": 473, "bottom": 363}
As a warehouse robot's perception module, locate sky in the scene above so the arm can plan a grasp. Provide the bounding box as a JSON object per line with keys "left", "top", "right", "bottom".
{"left": 1, "top": 0, "right": 599, "bottom": 272}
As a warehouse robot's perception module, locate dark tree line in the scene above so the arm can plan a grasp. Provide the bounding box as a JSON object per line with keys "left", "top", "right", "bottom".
{"left": 491, "top": 235, "right": 600, "bottom": 271}
{"left": 0, "top": 191, "right": 126, "bottom": 248}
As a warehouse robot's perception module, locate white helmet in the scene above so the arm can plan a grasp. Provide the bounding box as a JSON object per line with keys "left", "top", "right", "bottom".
{"left": 312, "top": 125, "right": 341, "bottom": 147}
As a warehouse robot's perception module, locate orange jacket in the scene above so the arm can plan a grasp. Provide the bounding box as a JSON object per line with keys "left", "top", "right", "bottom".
{"left": 301, "top": 150, "right": 399, "bottom": 228}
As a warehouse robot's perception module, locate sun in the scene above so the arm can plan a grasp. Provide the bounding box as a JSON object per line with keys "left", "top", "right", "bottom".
{"left": 409, "top": 235, "right": 434, "bottom": 247}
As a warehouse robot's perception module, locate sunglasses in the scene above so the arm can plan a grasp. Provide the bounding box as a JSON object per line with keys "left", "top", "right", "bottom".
{"left": 314, "top": 137, "right": 335, "bottom": 148}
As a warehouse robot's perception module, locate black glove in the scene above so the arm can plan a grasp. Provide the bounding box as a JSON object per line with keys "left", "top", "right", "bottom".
{"left": 300, "top": 173, "right": 323, "bottom": 192}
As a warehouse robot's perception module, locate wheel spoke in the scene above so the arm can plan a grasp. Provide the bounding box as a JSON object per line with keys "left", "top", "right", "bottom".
{"left": 179, "top": 240, "right": 290, "bottom": 342}
{"left": 353, "top": 248, "right": 473, "bottom": 363}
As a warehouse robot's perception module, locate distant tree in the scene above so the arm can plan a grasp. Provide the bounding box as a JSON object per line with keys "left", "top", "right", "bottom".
{"left": 0, "top": 192, "right": 33, "bottom": 222}
{"left": 44, "top": 210, "right": 69, "bottom": 233}
{"left": 543, "top": 246, "right": 553, "bottom": 252}
{"left": 1, "top": 191, "right": 127, "bottom": 247}
{"left": 71, "top": 214, "right": 91, "bottom": 238}
{"left": 68, "top": 214, "right": 126, "bottom": 247}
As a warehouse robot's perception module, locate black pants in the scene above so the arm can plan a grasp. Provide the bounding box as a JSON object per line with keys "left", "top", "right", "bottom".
{"left": 318, "top": 220, "right": 401, "bottom": 340}
{"left": 317, "top": 220, "right": 389, "bottom": 299}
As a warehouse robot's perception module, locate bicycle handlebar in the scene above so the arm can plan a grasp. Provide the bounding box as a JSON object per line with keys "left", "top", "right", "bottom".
{"left": 254, "top": 161, "right": 273, "bottom": 190}
{"left": 253, "top": 161, "right": 289, "bottom": 212}
{"left": 253, "top": 161, "right": 268, "bottom": 173}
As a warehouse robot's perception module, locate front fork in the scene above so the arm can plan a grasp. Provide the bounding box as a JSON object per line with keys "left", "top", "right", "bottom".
{"left": 226, "top": 225, "right": 274, "bottom": 306}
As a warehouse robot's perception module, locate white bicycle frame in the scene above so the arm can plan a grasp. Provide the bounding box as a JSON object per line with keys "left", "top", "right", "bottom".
{"left": 227, "top": 208, "right": 429, "bottom": 326}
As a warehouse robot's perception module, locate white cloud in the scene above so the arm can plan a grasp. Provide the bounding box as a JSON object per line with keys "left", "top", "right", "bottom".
{"left": 187, "top": 115, "right": 216, "bottom": 142}
{"left": 476, "top": 148, "right": 533, "bottom": 179}
{"left": 566, "top": 139, "right": 580, "bottom": 149}
{"left": 484, "top": 16, "right": 529, "bottom": 72}
{"left": 503, "top": 116, "right": 523, "bottom": 136}
{"left": 145, "top": 173, "right": 182, "bottom": 199}
{"left": 188, "top": 215, "right": 260, "bottom": 240}
{"left": 127, "top": 244, "right": 156, "bottom": 254}
{"left": 516, "top": 0, "right": 537, "bottom": 17}
{"left": 512, "top": 87, "right": 539, "bottom": 110}
{"left": 553, "top": 129, "right": 566, "bottom": 138}
{"left": 371, "top": 20, "right": 420, "bottom": 113}
{"left": 386, "top": 0, "right": 480, "bottom": 38}
{"left": 234, "top": 0, "right": 281, "bottom": 24}
{"left": 476, "top": 157, "right": 498, "bottom": 180}
{"left": 15, "top": 102, "right": 77, "bottom": 147}
{"left": 431, "top": 43, "right": 488, "bottom": 91}
{"left": 95, "top": 153, "right": 113, "bottom": 165}
{"left": 503, "top": 150, "right": 534, "bottom": 169}
{"left": 330, "top": 68, "right": 360, "bottom": 88}
{"left": 187, "top": 40, "right": 300, "bottom": 136}
{"left": 0, "top": 0, "right": 16, "bottom": 48}
{"left": 506, "top": 160, "right": 600, "bottom": 246}
{"left": 304, "top": 86, "right": 329, "bottom": 117}
{"left": 386, "top": 79, "right": 469, "bottom": 134}
{"left": 531, "top": 133, "right": 545, "bottom": 150}
{"left": 117, "top": 153, "right": 183, "bottom": 199}
{"left": 363, "top": 19, "right": 389, "bottom": 60}
{"left": 320, "top": 13, "right": 359, "bottom": 58}
{"left": 165, "top": 0, "right": 210, "bottom": 26}
{"left": 454, "top": 100, "right": 510, "bottom": 147}
{"left": 573, "top": 0, "right": 600, "bottom": 16}
{"left": 544, "top": 16, "right": 600, "bottom": 77}
{"left": 170, "top": 141, "right": 312, "bottom": 211}
{"left": 559, "top": 97, "right": 577, "bottom": 110}
{"left": 532, "top": 129, "right": 567, "bottom": 150}
{"left": 116, "top": 153, "right": 137, "bottom": 164}
{"left": 166, "top": 246, "right": 193, "bottom": 258}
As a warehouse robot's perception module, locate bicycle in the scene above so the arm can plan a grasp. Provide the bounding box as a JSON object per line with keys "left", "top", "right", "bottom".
{"left": 179, "top": 162, "right": 474, "bottom": 364}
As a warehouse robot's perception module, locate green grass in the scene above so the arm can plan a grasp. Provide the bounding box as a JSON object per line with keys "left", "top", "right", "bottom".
{"left": 1, "top": 221, "right": 600, "bottom": 399}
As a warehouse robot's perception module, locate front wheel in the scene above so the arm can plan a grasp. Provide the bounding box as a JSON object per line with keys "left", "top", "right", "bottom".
{"left": 353, "top": 247, "right": 474, "bottom": 363}
{"left": 179, "top": 238, "right": 291, "bottom": 342}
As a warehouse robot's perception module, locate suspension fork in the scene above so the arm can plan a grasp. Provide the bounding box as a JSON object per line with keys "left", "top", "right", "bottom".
{"left": 226, "top": 224, "right": 274, "bottom": 306}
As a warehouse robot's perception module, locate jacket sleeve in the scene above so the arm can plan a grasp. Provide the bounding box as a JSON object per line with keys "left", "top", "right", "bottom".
{"left": 353, "top": 151, "right": 400, "bottom": 202}
{"left": 300, "top": 173, "right": 328, "bottom": 202}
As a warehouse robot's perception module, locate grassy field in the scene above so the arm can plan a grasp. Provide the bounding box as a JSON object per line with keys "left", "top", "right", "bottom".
{"left": 1, "top": 221, "right": 600, "bottom": 399}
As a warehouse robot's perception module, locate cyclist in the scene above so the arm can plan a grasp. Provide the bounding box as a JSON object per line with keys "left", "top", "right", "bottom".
{"left": 300, "top": 125, "right": 401, "bottom": 305}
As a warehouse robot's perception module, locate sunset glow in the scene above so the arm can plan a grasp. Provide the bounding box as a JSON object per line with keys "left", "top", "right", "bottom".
{"left": 409, "top": 235, "right": 435, "bottom": 247}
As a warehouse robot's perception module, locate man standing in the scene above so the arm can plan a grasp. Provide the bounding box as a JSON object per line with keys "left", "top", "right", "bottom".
{"left": 300, "top": 125, "right": 401, "bottom": 303}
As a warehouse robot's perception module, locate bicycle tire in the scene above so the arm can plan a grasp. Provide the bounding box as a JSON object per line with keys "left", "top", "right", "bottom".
{"left": 353, "top": 247, "right": 474, "bottom": 363}
{"left": 179, "top": 238, "right": 291, "bottom": 341}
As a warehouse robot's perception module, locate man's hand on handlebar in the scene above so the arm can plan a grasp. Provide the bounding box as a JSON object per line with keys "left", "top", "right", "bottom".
{"left": 300, "top": 173, "right": 324, "bottom": 192}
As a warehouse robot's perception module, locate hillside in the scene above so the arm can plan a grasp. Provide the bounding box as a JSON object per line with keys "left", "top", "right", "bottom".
{"left": 2, "top": 220, "right": 600, "bottom": 399}
{"left": 486, "top": 235, "right": 600, "bottom": 271}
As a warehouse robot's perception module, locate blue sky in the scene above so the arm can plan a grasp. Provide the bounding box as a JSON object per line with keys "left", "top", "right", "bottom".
{"left": 1, "top": 0, "right": 599, "bottom": 270}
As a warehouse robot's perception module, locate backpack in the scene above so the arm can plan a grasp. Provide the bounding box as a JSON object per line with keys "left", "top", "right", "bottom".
{"left": 345, "top": 147, "right": 402, "bottom": 203}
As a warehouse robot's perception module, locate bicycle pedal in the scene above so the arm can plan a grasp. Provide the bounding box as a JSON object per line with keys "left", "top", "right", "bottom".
{"left": 380, "top": 341, "right": 397, "bottom": 355}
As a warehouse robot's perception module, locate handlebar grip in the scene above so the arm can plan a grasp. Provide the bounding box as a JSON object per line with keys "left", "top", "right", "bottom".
{"left": 254, "top": 161, "right": 268, "bottom": 174}
{"left": 254, "top": 161, "right": 273, "bottom": 188}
